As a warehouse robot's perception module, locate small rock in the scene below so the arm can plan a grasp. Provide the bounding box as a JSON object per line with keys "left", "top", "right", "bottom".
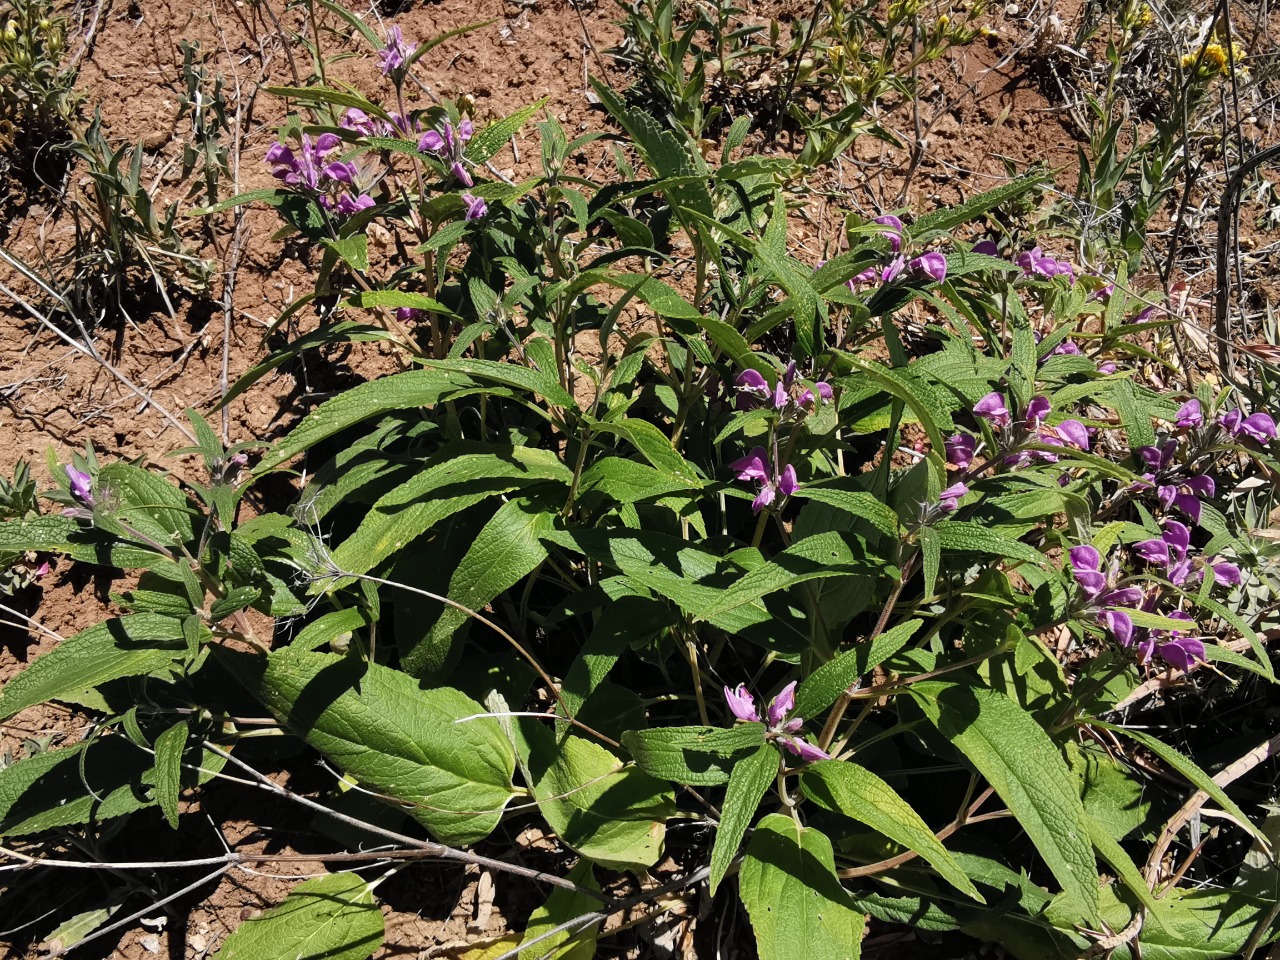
{"left": 139, "top": 935, "right": 162, "bottom": 954}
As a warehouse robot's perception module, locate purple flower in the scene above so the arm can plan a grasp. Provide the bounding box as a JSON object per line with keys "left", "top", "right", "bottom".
{"left": 1156, "top": 635, "right": 1204, "bottom": 671}
{"left": 1025, "top": 395, "right": 1051, "bottom": 427}
{"left": 451, "top": 161, "right": 473, "bottom": 187}
{"left": 767, "top": 681, "right": 797, "bottom": 728}
{"left": 1174, "top": 399, "right": 1203, "bottom": 429}
{"left": 945, "top": 433, "right": 976, "bottom": 469}
{"left": 815, "top": 381, "right": 833, "bottom": 403}
{"left": 461, "top": 192, "right": 488, "bottom": 220}
{"left": 873, "top": 214, "right": 903, "bottom": 252}
{"left": 395, "top": 307, "right": 425, "bottom": 323}
{"left": 1210, "top": 560, "right": 1242, "bottom": 586}
{"left": 418, "top": 119, "right": 473, "bottom": 158}
{"left": 972, "top": 239, "right": 999, "bottom": 256}
{"left": 1098, "top": 361, "right": 1118, "bottom": 375}
{"left": 1220, "top": 408, "right": 1276, "bottom": 443}
{"left": 1052, "top": 339, "right": 1083, "bottom": 356}
{"left": 1239, "top": 412, "right": 1277, "bottom": 443}
{"left": 908, "top": 252, "right": 947, "bottom": 283}
{"left": 731, "top": 449, "right": 798, "bottom": 513}
{"left": 341, "top": 108, "right": 392, "bottom": 138}
{"left": 1053, "top": 419, "right": 1090, "bottom": 450}
{"left": 974, "top": 392, "right": 1011, "bottom": 428}
{"left": 377, "top": 25, "right": 417, "bottom": 77}
{"left": 937, "top": 482, "right": 969, "bottom": 513}
{"left": 729, "top": 447, "right": 770, "bottom": 482}
{"left": 780, "top": 737, "right": 829, "bottom": 762}
{"left": 848, "top": 267, "right": 878, "bottom": 289}
{"left": 65, "top": 465, "right": 92, "bottom": 504}
{"left": 1136, "top": 440, "right": 1177, "bottom": 476}
{"left": 1100, "top": 609, "right": 1134, "bottom": 647}
{"left": 1132, "top": 537, "right": 1170, "bottom": 566}
{"left": 724, "top": 684, "right": 759, "bottom": 722}
{"left": 335, "top": 192, "right": 375, "bottom": 216}
{"left": 881, "top": 256, "right": 906, "bottom": 284}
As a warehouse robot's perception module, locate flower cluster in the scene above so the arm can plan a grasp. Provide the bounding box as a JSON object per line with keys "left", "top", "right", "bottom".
{"left": 954, "top": 391, "right": 1089, "bottom": 470}
{"left": 377, "top": 25, "right": 416, "bottom": 78}
{"left": 341, "top": 107, "right": 418, "bottom": 140}
{"left": 418, "top": 118, "right": 474, "bottom": 186}
{"left": 972, "top": 239, "right": 1074, "bottom": 282}
{"left": 733, "top": 362, "right": 831, "bottom": 414}
{"left": 729, "top": 446, "right": 798, "bottom": 514}
{"left": 847, "top": 214, "right": 948, "bottom": 289}
{"left": 1067, "top": 544, "right": 1213, "bottom": 671}
{"left": 724, "top": 682, "right": 828, "bottom": 762}
{"left": 265, "top": 134, "right": 374, "bottom": 217}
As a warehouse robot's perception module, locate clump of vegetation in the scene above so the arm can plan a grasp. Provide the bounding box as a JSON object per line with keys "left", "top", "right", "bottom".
{"left": 0, "top": 0, "right": 1277, "bottom": 957}
{"left": 0, "top": 0, "right": 79, "bottom": 155}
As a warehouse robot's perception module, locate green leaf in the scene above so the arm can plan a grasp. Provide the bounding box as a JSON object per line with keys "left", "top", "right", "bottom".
{"left": 190, "top": 187, "right": 284, "bottom": 216}
{"left": 913, "top": 682, "right": 1100, "bottom": 922}
{"left": 622, "top": 723, "right": 766, "bottom": 786}
{"left": 259, "top": 370, "right": 477, "bottom": 472}
{"left": 709, "top": 742, "right": 776, "bottom": 895}
{"left": 1082, "top": 813, "right": 1169, "bottom": 933}
{"left": 738, "top": 814, "right": 864, "bottom": 960}
{"left": 590, "top": 418, "right": 702, "bottom": 484}
{"left": 0, "top": 736, "right": 224, "bottom": 837}
{"left": 466, "top": 99, "right": 548, "bottom": 164}
{"left": 402, "top": 498, "right": 553, "bottom": 677}
{"left": 343, "top": 290, "right": 455, "bottom": 315}
{"left": 578, "top": 458, "right": 701, "bottom": 504}
{"left": 908, "top": 170, "right": 1049, "bottom": 241}
{"left": 98, "top": 463, "right": 195, "bottom": 542}
{"left": 793, "top": 619, "right": 923, "bottom": 719}
{"left": 323, "top": 234, "right": 369, "bottom": 272}
{"left": 152, "top": 720, "right": 189, "bottom": 830}
{"left": 0, "top": 615, "right": 196, "bottom": 722}
{"left": 425, "top": 358, "right": 576, "bottom": 410}
{"left": 801, "top": 760, "right": 982, "bottom": 900}
{"left": 791, "top": 484, "right": 902, "bottom": 539}
{"left": 254, "top": 651, "right": 517, "bottom": 845}
{"left": 696, "top": 533, "right": 871, "bottom": 622}
{"left": 1093, "top": 721, "right": 1268, "bottom": 849}
{"left": 329, "top": 447, "right": 570, "bottom": 581}
{"left": 0, "top": 515, "right": 79, "bottom": 552}
{"left": 523, "top": 725, "right": 673, "bottom": 870}
{"left": 517, "top": 860, "right": 601, "bottom": 960}
{"left": 213, "top": 872, "right": 384, "bottom": 960}
{"left": 933, "top": 521, "right": 1047, "bottom": 566}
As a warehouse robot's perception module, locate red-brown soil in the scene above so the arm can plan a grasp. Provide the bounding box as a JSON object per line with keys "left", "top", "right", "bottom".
{"left": 2, "top": 0, "right": 1276, "bottom": 955}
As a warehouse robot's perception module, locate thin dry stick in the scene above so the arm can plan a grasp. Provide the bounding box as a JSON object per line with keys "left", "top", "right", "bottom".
{"left": 202, "top": 744, "right": 616, "bottom": 904}
{"left": 1143, "top": 730, "right": 1280, "bottom": 886}
{"left": 46, "top": 864, "right": 232, "bottom": 958}
{"left": 66, "top": 0, "right": 110, "bottom": 71}
{"left": 317, "top": 569, "right": 620, "bottom": 748}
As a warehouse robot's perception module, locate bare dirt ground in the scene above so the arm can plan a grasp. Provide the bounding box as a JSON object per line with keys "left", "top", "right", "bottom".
{"left": 2, "top": 0, "right": 1278, "bottom": 954}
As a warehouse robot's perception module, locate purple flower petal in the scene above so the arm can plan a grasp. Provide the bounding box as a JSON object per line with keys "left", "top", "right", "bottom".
{"left": 724, "top": 684, "right": 760, "bottom": 722}
{"left": 1052, "top": 339, "right": 1083, "bottom": 356}
{"left": 1174, "top": 399, "right": 1203, "bottom": 429}
{"left": 451, "top": 161, "right": 473, "bottom": 187}
{"left": 729, "top": 448, "right": 769, "bottom": 482}
{"left": 1162, "top": 520, "right": 1191, "bottom": 559}
{"left": 1210, "top": 561, "right": 1242, "bottom": 586}
{"left": 1156, "top": 636, "right": 1204, "bottom": 671}
{"left": 1132, "top": 539, "right": 1170, "bottom": 566}
{"left": 735, "top": 369, "right": 769, "bottom": 395}
{"left": 1068, "top": 545, "right": 1101, "bottom": 573}
{"left": 945, "top": 433, "right": 976, "bottom": 470}
{"left": 752, "top": 486, "right": 776, "bottom": 513}
{"left": 1100, "top": 609, "right": 1134, "bottom": 647}
{"left": 781, "top": 736, "right": 829, "bottom": 762}
{"left": 768, "top": 681, "right": 797, "bottom": 728}
{"left": 974, "top": 392, "right": 1011, "bottom": 428}
{"left": 1100, "top": 586, "right": 1144, "bottom": 608}
{"left": 461, "top": 192, "right": 488, "bottom": 220}
{"left": 1055, "top": 419, "right": 1089, "bottom": 450}
{"left": 972, "top": 239, "right": 999, "bottom": 256}
{"left": 937, "top": 482, "right": 969, "bottom": 513}
{"left": 873, "top": 214, "right": 903, "bottom": 253}
{"left": 314, "top": 133, "right": 341, "bottom": 153}
{"left": 815, "top": 381, "right": 833, "bottom": 403}
{"left": 64, "top": 465, "right": 92, "bottom": 504}
{"left": 1240, "top": 412, "right": 1277, "bottom": 443}
{"left": 1184, "top": 476, "right": 1214, "bottom": 497}
{"left": 1172, "top": 492, "right": 1202, "bottom": 524}
{"left": 909, "top": 252, "right": 947, "bottom": 283}
{"left": 777, "top": 464, "right": 799, "bottom": 498}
